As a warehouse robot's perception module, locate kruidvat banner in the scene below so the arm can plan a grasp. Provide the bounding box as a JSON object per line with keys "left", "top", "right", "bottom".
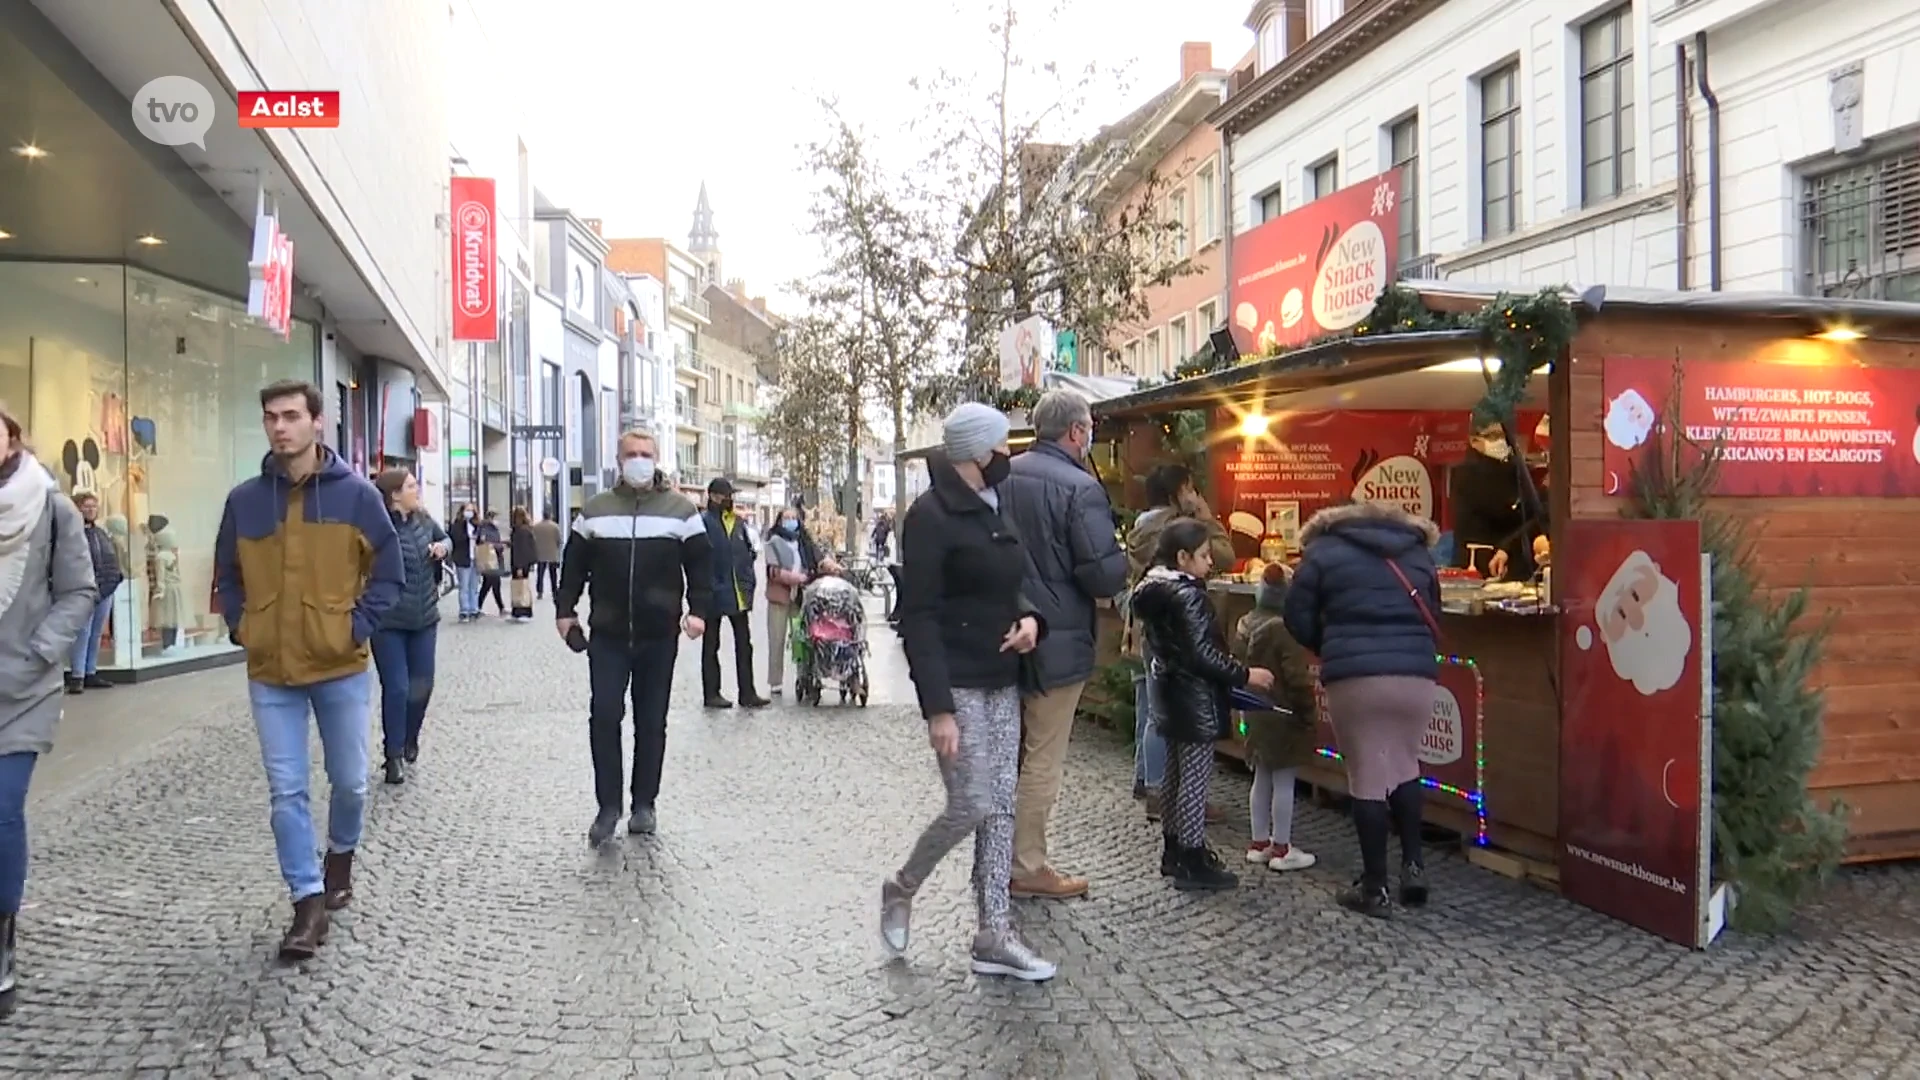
{"left": 1602, "top": 355, "right": 1920, "bottom": 497}
{"left": 1228, "top": 171, "right": 1402, "bottom": 357}
{"left": 1558, "top": 519, "right": 1715, "bottom": 948}
{"left": 450, "top": 176, "right": 497, "bottom": 343}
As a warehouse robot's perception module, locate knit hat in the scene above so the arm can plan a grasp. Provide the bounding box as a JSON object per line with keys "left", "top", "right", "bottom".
{"left": 942, "top": 402, "right": 1011, "bottom": 464}
{"left": 1254, "top": 561, "right": 1291, "bottom": 610}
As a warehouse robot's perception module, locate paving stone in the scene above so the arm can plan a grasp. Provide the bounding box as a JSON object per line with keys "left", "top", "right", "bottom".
{"left": 0, "top": 600, "right": 1918, "bottom": 1076}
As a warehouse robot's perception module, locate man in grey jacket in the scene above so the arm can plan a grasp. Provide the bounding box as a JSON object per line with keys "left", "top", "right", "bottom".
{"left": 1000, "top": 389, "right": 1127, "bottom": 899}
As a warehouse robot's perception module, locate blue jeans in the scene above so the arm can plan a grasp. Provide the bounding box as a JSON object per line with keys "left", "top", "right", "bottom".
{"left": 0, "top": 752, "right": 35, "bottom": 912}
{"left": 248, "top": 670, "right": 372, "bottom": 902}
{"left": 1133, "top": 672, "right": 1167, "bottom": 792}
{"left": 67, "top": 590, "right": 116, "bottom": 676}
{"left": 456, "top": 564, "right": 480, "bottom": 616}
{"left": 370, "top": 625, "right": 437, "bottom": 758}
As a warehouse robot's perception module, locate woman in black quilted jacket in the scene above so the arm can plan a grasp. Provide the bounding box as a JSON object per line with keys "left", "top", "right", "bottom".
{"left": 1132, "top": 519, "right": 1274, "bottom": 892}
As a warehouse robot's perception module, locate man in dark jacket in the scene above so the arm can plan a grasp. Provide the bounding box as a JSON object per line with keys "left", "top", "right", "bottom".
{"left": 65, "top": 492, "right": 124, "bottom": 693}
{"left": 700, "top": 478, "right": 769, "bottom": 710}
{"left": 1000, "top": 389, "right": 1128, "bottom": 899}
{"left": 556, "top": 428, "right": 713, "bottom": 845}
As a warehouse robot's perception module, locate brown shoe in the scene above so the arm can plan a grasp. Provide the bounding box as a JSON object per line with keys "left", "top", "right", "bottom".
{"left": 278, "top": 895, "right": 330, "bottom": 960}
{"left": 1205, "top": 802, "right": 1225, "bottom": 825}
{"left": 323, "top": 851, "right": 354, "bottom": 910}
{"left": 1144, "top": 792, "right": 1161, "bottom": 822}
{"left": 1010, "top": 867, "right": 1090, "bottom": 900}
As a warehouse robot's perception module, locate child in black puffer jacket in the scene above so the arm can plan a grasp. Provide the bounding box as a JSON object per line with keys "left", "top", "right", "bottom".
{"left": 1131, "top": 519, "right": 1274, "bottom": 891}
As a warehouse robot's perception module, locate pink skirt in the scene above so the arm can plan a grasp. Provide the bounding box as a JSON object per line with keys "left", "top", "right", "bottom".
{"left": 1324, "top": 675, "right": 1433, "bottom": 800}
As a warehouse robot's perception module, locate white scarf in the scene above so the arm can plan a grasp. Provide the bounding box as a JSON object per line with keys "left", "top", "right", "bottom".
{"left": 0, "top": 451, "right": 53, "bottom": 623}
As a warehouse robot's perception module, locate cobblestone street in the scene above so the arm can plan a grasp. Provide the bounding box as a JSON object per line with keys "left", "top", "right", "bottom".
{"left": 4, "top": 599, "right": 1920, "bottom": 1078}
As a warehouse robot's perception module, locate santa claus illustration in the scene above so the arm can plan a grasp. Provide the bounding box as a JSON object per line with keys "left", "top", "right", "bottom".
{"left": 1604, "top": 388, "right": 1657, "bottom": 451}
{"left": 1580, "top": 549, "right": 1693, "bottom": 695}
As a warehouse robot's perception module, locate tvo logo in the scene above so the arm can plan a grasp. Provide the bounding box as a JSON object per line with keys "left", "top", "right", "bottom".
{"left": 131, "top": 76, "right": 215, "bottom": 149}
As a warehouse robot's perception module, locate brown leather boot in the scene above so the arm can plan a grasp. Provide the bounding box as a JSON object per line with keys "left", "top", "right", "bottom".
{"left": 323, "top": 851, "right": 354, "bottom": 910}
{"left": 279, "top": 896, "right": 329, "bottom": 960}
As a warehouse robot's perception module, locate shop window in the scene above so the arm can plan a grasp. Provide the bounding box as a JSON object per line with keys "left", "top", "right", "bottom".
{"left": 0, "top": 263, "right": 312, "bottom": 672}
{"left": 1580, "top": 5, "right": 1635, "bottom": 205}
{"left": 1480, "top": 61, "right": 1523, "bottom": 239}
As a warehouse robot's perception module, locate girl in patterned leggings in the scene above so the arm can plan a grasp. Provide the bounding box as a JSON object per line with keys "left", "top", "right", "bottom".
{"left": 880, "top": 403, "right": 1055, "bottom": 981}
{"left": 1132, "top": 520, "right": 1275, "bottom": 891}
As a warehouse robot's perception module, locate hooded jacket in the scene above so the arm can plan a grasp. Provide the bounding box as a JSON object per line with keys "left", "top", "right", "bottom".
{"left": 1281, "top": 502, "right": 1440, "bottom": 686}
{"left": 215, "top": 445, "right": 403, "bottom": 687}
{"left": 1131, "top": 566, "right": 1248, "bottom": 745}
{"left": 1232, "top": 605, "right": 1319, "bottom": 770}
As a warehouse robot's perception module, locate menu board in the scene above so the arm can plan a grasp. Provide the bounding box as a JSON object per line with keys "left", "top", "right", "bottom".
{"left": 1602, "top": 357, "right": 1920, "bottom": 497}
{"left": 1209, "top": 408, "right": 1545, "bottom": 568}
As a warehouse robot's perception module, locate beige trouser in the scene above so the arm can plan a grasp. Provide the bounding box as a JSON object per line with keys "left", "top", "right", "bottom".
{"left": 1012, "top": 679, "right": 1086, "bottom": 879}
{"left": 766, "top": 600, "right": 792, "bottom": 690}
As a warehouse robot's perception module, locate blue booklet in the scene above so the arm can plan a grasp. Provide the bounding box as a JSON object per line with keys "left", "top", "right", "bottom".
{"left": 1229, "top": 686, "right": 1281, "bottom": 712}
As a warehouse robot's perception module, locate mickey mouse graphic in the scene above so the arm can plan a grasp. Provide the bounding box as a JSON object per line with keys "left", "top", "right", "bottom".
{"left": 60, "top": 438, "right": 101, "bottom": 498}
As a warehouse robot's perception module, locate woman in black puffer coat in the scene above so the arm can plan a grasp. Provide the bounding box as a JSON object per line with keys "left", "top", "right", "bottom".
{"left": 370, "top": 469, "right": 450, "bottom": 785}
{"left": 1283, "top": 500, "right": 1441, "bottom": 918}
{"left": 1132, "top": 519, "right": 1275, "bottom": 892}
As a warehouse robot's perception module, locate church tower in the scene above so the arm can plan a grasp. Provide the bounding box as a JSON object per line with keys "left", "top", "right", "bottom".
{"left": 688, "top": 182, "right": 721, "bottom": 284}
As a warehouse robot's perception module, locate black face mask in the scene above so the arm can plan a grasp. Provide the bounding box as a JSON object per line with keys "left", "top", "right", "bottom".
{"left": 980, "top": 451, "right": 1012, "bottom": 487}
{"left": 712, "top": 498, "right": 733, "bottom": 513}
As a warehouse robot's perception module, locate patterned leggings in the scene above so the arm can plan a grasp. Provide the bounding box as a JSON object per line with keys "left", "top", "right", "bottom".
{"left": 896, "top": 686, "right": 1020, "bottom": 932}
{"left": 1162, "top": 741, "right": 1215, "bottom": 848}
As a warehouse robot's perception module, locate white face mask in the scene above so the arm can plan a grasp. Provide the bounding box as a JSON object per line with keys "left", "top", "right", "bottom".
{"left": 1474, "top": 437, "right": 1511, "bottom": 462}
{"left": 621, "top": 455, "right": 657, "bottom": 487}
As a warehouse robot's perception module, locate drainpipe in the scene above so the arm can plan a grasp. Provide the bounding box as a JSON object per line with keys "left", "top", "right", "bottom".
{"left": 1220, "top": 120, "right": 1236, "bottom": 335}
{"left": 1674, "top": 43, "right": 1691, "bottom": 291}
{"left": 1694, "top": 31, "right": 1723, "bottom": 291}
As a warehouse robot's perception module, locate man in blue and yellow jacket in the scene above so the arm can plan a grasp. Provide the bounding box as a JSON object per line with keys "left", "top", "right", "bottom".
{"left": 214, "top": 380, "right": 402, "bottom": 962}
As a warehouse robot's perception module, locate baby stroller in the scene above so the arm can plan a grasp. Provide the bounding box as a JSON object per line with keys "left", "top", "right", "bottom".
{"left": 793, "top": 574, "right": 869, "bottom": 707}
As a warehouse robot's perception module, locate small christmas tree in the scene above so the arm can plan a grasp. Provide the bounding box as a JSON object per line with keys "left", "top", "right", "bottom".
{"left": 1627, "top": 360, "right": 1847, "bottom": 932}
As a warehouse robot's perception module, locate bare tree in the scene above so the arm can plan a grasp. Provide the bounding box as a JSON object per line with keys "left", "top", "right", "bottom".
{"left": 759, "top": 309, "right": 856, "bottom": 513}
{"left": 909, "top": 0, "right": 1195, "bottom": 408}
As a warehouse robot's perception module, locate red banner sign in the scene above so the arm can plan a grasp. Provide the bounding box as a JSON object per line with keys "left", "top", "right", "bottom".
{"left": 1207, "top": 409, "right": 1543, "bottom": 569}
{"left": 1602, "top": 356, "right": 1920, "bottom": 497}
{"left": 1309, "top": 659, "right": 1483, "bottom": 802}
{"left": 1558, "top": 519, "right": 1714, "bottom": 947}
{"left": 1228, "top": 172, "right": 1402, "bottom": 357}
{"left": 246, "top": 210, "right": 293, "bottom": 340}
{"left": 450, "top": 177, "right": 497, "bottom": 342}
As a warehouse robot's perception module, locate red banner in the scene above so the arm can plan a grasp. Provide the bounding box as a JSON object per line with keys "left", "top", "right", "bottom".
{"left": 1602, "top": 356, "right": 1920, "bottom": 497}
{"left": 451, "top": 177, "right": 497, "bottom": 342}
{"left": 1558, "top": 519, "right": 1713, "bottom": 947}
{"left": 1308, "top": 659, "right": 1483, "bottom": 802}
{"left": 1228, "top": 172, "right": 1402, "bottom": 357}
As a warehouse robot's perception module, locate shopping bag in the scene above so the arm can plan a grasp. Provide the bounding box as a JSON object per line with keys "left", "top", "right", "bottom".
{"left": 509, "top": 575, "right": 532, "bottom": 610}
{"left": 789, "top": 611, "right": 810, "bottom": 665}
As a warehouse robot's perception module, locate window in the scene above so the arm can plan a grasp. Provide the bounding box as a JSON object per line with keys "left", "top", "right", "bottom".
{"left": 1169, "top": 316, "right": 1190, "bottom": 364}
{"left": 1146, "top": 329, "right": 1163, "bottom": 376}
{"left": 1800, "top": 149, "right": 1920, "bottom": 301}
{"left": 1580, "top": 6, "right": 1635, "bottom": 205}
{"left": 1197, "top": 159, "right": 1220, "bottom": 242}
{"left": 1309, "top": 0, "right": 1343, "bottom": 36}
{"left": 1169, "top": 190, "right": 1189, "bottom": 259}
{"left": 1258, "top": 14, "right": 1285, "bottom": 72}
{"left": 1480, "top": 62, "right": 1523, "bottom": 239}
{"left": 1309, "top": 157, "right": 1339, "bottom": 201}
{"left": 1197, "top": 298, "right": 1219, "bottom": 334}
{"left": 1123, "top": 340, "right": 1140, "bottom": 374}
{"left": 1257, "top": 186, "right": 1284, "bottom": 223}
{"left": 1389, "top": 116, "right": 1420, "bottom": 259}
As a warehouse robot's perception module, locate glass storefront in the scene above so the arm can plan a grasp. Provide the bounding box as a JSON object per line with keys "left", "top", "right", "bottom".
{"left": 0, "top": 262, "right": 315, "bottom": 672}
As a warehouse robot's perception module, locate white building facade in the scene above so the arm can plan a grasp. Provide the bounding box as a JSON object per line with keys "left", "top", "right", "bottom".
{"left": 1218, "top": 0, "right": 1920, "bottom": 299}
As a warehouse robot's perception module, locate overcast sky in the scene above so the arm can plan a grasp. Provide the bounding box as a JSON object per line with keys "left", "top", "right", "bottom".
{"left": 517, "top": 0, "right": 1253, "bottom": 303}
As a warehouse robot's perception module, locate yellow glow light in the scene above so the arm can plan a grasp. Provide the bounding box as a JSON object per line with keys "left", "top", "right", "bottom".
{"left": 1424, "top": 357, "right": 1503, "bottom": 373}
{"left": 0, "top": 228, "right": 12, "bottom": 240}
{"left": 1813, "top": 327, "right": 1865, "bottom": 343}
{"left": 11, "top": 143, "right": 47, "bottom": 159}
{"left": 135, "top": 234, "right": 166, "bottom": 246}
{"left": 1238, "top": 412, "right": 1269, "bottom": 437}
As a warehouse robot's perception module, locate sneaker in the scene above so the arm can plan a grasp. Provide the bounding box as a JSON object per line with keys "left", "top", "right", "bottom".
{"left": 969, "top": 929, "right": 1057, "bottom": 982}
{"left": 1245, "top": 841, "right": 1274, "bottom": 864}
{"left": 82, "top": 675, "right": 114, "bottom": 690}
{"left": 879, "top": 876, "right": 913, "bottom": 954}
{"left": 1399, "top": 863, "right": 1429, "bottom": 906}
{"left": 1268, "top": 845, "right": 1317, "bottom": 871}
{"left": 627, "top": 806, "right": 657, "bottom": 835}
{"left": 63, "top": 676, "right": 83, "bottom": 695}
{"left": 1338, "top": 879, "right": 1393, "bottom": 919}
{"left": 1172, "top": 844, "right": 1239, "bottom": 892}
{"left": 770, "top": 687, "right": 784, "bottom": 697}
{"left": 587, "top": 809, "right": 620, "bottom": 846}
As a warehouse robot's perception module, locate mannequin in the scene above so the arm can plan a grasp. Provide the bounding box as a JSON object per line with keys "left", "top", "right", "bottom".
{"left": 145, "top": 515, "right": 185, "bottom": 652}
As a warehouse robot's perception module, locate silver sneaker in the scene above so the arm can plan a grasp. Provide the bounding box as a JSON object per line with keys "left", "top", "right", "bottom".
{"left": 970, "top": 929, "right": 1057, "bottom": 982}
{"left": 880, "top": 877, "right": 913, "bottom": 954}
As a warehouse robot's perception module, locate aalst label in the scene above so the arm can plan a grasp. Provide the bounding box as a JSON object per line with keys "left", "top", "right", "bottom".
{"left": 237, "top": 91, "right": 341, "bottom": 128}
